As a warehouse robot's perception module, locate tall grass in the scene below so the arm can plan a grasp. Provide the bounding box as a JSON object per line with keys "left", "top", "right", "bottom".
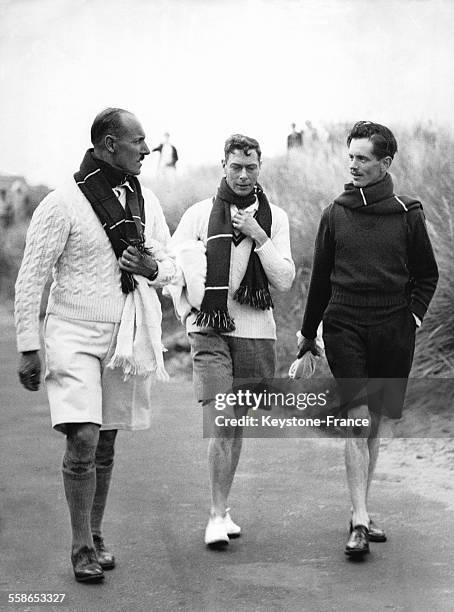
{"left": 2, "top": 125, "right": 452, "bottom": 380}
{"left": 150, "top": 126, "right": 454, "bottom": 377}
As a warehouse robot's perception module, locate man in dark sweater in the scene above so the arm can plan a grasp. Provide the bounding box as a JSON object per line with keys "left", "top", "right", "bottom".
{"left": 297, "top": 121, "right": 438, "bottom": 557}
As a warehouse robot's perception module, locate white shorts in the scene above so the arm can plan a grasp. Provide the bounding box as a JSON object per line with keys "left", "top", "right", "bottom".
{"left": 44, "top": 314, "right": 152, "bottom": 432}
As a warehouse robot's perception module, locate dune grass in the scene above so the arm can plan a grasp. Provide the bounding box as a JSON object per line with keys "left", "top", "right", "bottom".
{"left": 150, "top": 126, "right": 453, "bottom": 378}
{"left": 2, "top": 124, "right": 452, "bottom": 381}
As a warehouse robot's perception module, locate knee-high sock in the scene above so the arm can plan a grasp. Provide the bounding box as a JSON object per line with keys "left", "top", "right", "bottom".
{"left": 62, "top": 456, "right": 96, "bottom": 550}
{"left": 91, "top": 464, "right": 113, "bottom": 537}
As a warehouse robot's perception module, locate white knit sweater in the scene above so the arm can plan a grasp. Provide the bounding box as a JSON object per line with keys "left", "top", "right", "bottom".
{"left": 170, "top": 197, "right": 295, "bottom": 339}
{"left": 15, "top": 177, "right": 175, "bottom": 352}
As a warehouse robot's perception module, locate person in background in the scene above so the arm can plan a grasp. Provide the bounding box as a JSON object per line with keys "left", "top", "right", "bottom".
{"left": 287, "top": 122, "right": 303, "bottom": 151}
{"left": 152, "top": 132, "right": 179, "bottom": 174}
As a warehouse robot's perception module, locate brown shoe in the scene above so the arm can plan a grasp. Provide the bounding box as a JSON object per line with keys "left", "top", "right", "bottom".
{"left": 71, "top": 546, "right": 104, "bottom": 582}
{"left": 93, "top": 534, "right": 116, "bottom": 570}
{"left": 345, "top": 525, "right": 369, "bottom": 556}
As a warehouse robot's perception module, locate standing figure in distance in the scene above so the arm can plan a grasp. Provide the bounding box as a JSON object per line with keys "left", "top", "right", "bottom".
{"left": 287, "top": 122, "right": 303, "bottom": 152}
{"left": 152, "top": 132, "right": 179, "bottom": 176}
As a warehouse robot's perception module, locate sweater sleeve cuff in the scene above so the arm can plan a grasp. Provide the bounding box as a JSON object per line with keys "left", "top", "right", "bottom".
{"left": 147, "top": 258, "right": 176, "bottom": 287}
{"left": 300, "top": 327, "right": 316, "bottom": 340}
{"left": 254, "top": 237, "right": 273, "bottom": 256}
{"left": 17, "top": 333, "right": 41, "bottom": 353}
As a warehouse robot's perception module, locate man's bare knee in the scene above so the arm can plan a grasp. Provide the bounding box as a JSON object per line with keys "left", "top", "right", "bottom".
{"left": 203, "top": 398, "right": 240, "bottom": 439}
{"left": 347, "top": 404, "right": 371, "bottom": 438}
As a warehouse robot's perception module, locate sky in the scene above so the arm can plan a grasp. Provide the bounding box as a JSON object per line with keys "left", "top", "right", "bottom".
{"left": 1, "top": 0, "right": 453, "bottom": 186}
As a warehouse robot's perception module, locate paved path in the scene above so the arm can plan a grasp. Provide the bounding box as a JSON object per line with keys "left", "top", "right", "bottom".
{"left": 1, "top": 318, "right": 453, "bottom": 611}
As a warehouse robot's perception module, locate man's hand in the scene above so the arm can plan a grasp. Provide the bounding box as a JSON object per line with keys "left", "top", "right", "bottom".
{"left": 119, "top": 245, "right": 158, "bottom": 279}
{"left": 18, "top": 350, "right": 41, "bottom": 391}
{"left": 297, "top": 335, "right": 321, "bottom": 359}
{"left": 232, "top": 210, "right": 267, "bottom": 247}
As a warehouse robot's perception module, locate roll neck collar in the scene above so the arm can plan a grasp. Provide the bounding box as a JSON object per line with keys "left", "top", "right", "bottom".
{"left": 333, "top": 174, "right": 422, "bottom": 215}
{"left": 335, "top": 174, "right": 394, "bottom": 207}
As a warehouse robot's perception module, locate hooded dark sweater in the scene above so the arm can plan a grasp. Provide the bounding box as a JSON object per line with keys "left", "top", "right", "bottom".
{"left": 301, "top": 174, "right": 438, "bottom": 339}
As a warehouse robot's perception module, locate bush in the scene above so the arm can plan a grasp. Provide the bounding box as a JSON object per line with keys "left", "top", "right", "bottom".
{"left": 0, "top": 221, "right": 28, "bottom": 300}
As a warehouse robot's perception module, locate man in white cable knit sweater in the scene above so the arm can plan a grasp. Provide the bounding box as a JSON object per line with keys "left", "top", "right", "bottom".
{"left": 15, "top": 108, "right": 175, "bottom": 582}
{"left": 170, "top": 134, "right": 295, "bottom": 548}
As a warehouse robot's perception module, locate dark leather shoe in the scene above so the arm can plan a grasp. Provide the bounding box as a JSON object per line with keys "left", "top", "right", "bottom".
{"left": 349, "top": 519, "right": 387, "bottom": 543}
{"left": 93, "top": 534, "right": 116, "bottom": 570}
{"left": 345, "top": 525, "right": 369, "bottom": 556}
{"left": 368, "top": 520, "right": 387, "bottom": 542}
{"left": 71, "top": 546, "right": 104, "bottom": 582}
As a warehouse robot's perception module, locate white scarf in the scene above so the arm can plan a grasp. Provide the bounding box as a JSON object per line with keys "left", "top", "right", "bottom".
{"left": 108, "top": 274, "right": 169, "bottom": 381}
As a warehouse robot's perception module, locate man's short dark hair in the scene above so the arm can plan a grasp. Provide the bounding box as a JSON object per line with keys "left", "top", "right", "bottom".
{"left": 91, "top": 108, "right": 131, "bottom": 147}
{"left": 224, "top": 134, "right": 261, "bottom": 162}
{"left": 347, "top": 121, "right": 398, "bottom": 159}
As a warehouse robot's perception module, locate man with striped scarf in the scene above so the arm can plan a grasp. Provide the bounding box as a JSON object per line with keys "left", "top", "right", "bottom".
{"left": 170, "top": 134, "right": 295, "bottom": 547}
{"left": 15, "top": 108, "right": 175, "bottom": 582}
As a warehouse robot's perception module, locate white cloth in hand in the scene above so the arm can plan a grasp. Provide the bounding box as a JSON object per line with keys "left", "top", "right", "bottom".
{"left": 108, "top": 274, "right": 169, "bottom": 381}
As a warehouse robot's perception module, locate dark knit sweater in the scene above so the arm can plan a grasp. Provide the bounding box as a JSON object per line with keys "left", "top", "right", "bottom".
{"left": 301, "top": 174, "right": 439, "bottom": 339}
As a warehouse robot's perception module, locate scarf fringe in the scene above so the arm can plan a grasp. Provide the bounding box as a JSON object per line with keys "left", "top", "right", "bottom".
{"left": 194, "top": 309, "right": 236, "bottom": 332}
{"left": 108, "top": 354, "right": 170, "bottom": 382}
{"left": 234, "top": 286, "right": 274, "bottom": 310}
{"left": 121, "top": 272, "right": 137, "bottom": 294}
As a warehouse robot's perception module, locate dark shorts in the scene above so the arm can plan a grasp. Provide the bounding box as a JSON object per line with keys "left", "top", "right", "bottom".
{"left": 188, "top": 331, "right": 276, "bottom": 402}
{"left": 322, "top": 308, "right": 416, "bottom": 419}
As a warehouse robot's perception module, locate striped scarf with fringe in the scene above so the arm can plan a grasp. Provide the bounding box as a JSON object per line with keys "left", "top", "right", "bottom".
{"left": 74, "top": 149, "right": 147, "bottom": 294}
{"left": 195, "top": 177, "right": 273, "bottom": 332}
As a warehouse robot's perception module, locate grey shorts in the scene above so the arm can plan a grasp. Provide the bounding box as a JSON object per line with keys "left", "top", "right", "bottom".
{"left": 188, "top": 331, "right": 276, "bottom": 402}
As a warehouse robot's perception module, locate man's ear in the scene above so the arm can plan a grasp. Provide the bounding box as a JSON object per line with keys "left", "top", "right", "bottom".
{"left": 105, "top": 135, "right": 115, "bottom": 154}
{"left": 221, "top": 159, "right": 226, "bottom": 173}
{"left": 380, "top": 155, "right": 392, "bottom": 172}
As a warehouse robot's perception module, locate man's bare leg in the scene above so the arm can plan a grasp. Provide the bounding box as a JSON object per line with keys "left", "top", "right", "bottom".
{"left": 366, "top": 413, "right": 382, "bottom": 503}
{"left": 204, "top": 400, "right": 247, "bottom": 546}
{"left": 208, "top": 433, "right": 242, "bottom": 518}
{"left": 207, "top": 402, "right": 246, "bottom": 518}
{"left": 345, "top": 405, "right": 371, "bottom": 529}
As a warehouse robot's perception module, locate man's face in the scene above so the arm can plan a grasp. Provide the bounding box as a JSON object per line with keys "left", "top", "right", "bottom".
{"left": 348, "top": 138, "right": 390, "bottom": 187}
{"left": 110, "top": 113, "right": 150, "bottom": 175}
{"left": 223, "top": 149, "right": 261, "bottom": 196}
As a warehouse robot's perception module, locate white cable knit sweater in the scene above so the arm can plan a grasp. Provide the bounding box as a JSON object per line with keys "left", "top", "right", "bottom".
{"left": 170, "top": 197, "right": 295, "bottom": 339}
{"left": 15, "top": 177, "right": 175, "bottom": 352}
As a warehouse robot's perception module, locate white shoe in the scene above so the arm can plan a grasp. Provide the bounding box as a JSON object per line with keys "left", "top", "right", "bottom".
{"left": 204, "top": 516, "right": 229, "bottom": 547}
{"left": 224, "top": 509, "right": 241, "bottom": 538}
